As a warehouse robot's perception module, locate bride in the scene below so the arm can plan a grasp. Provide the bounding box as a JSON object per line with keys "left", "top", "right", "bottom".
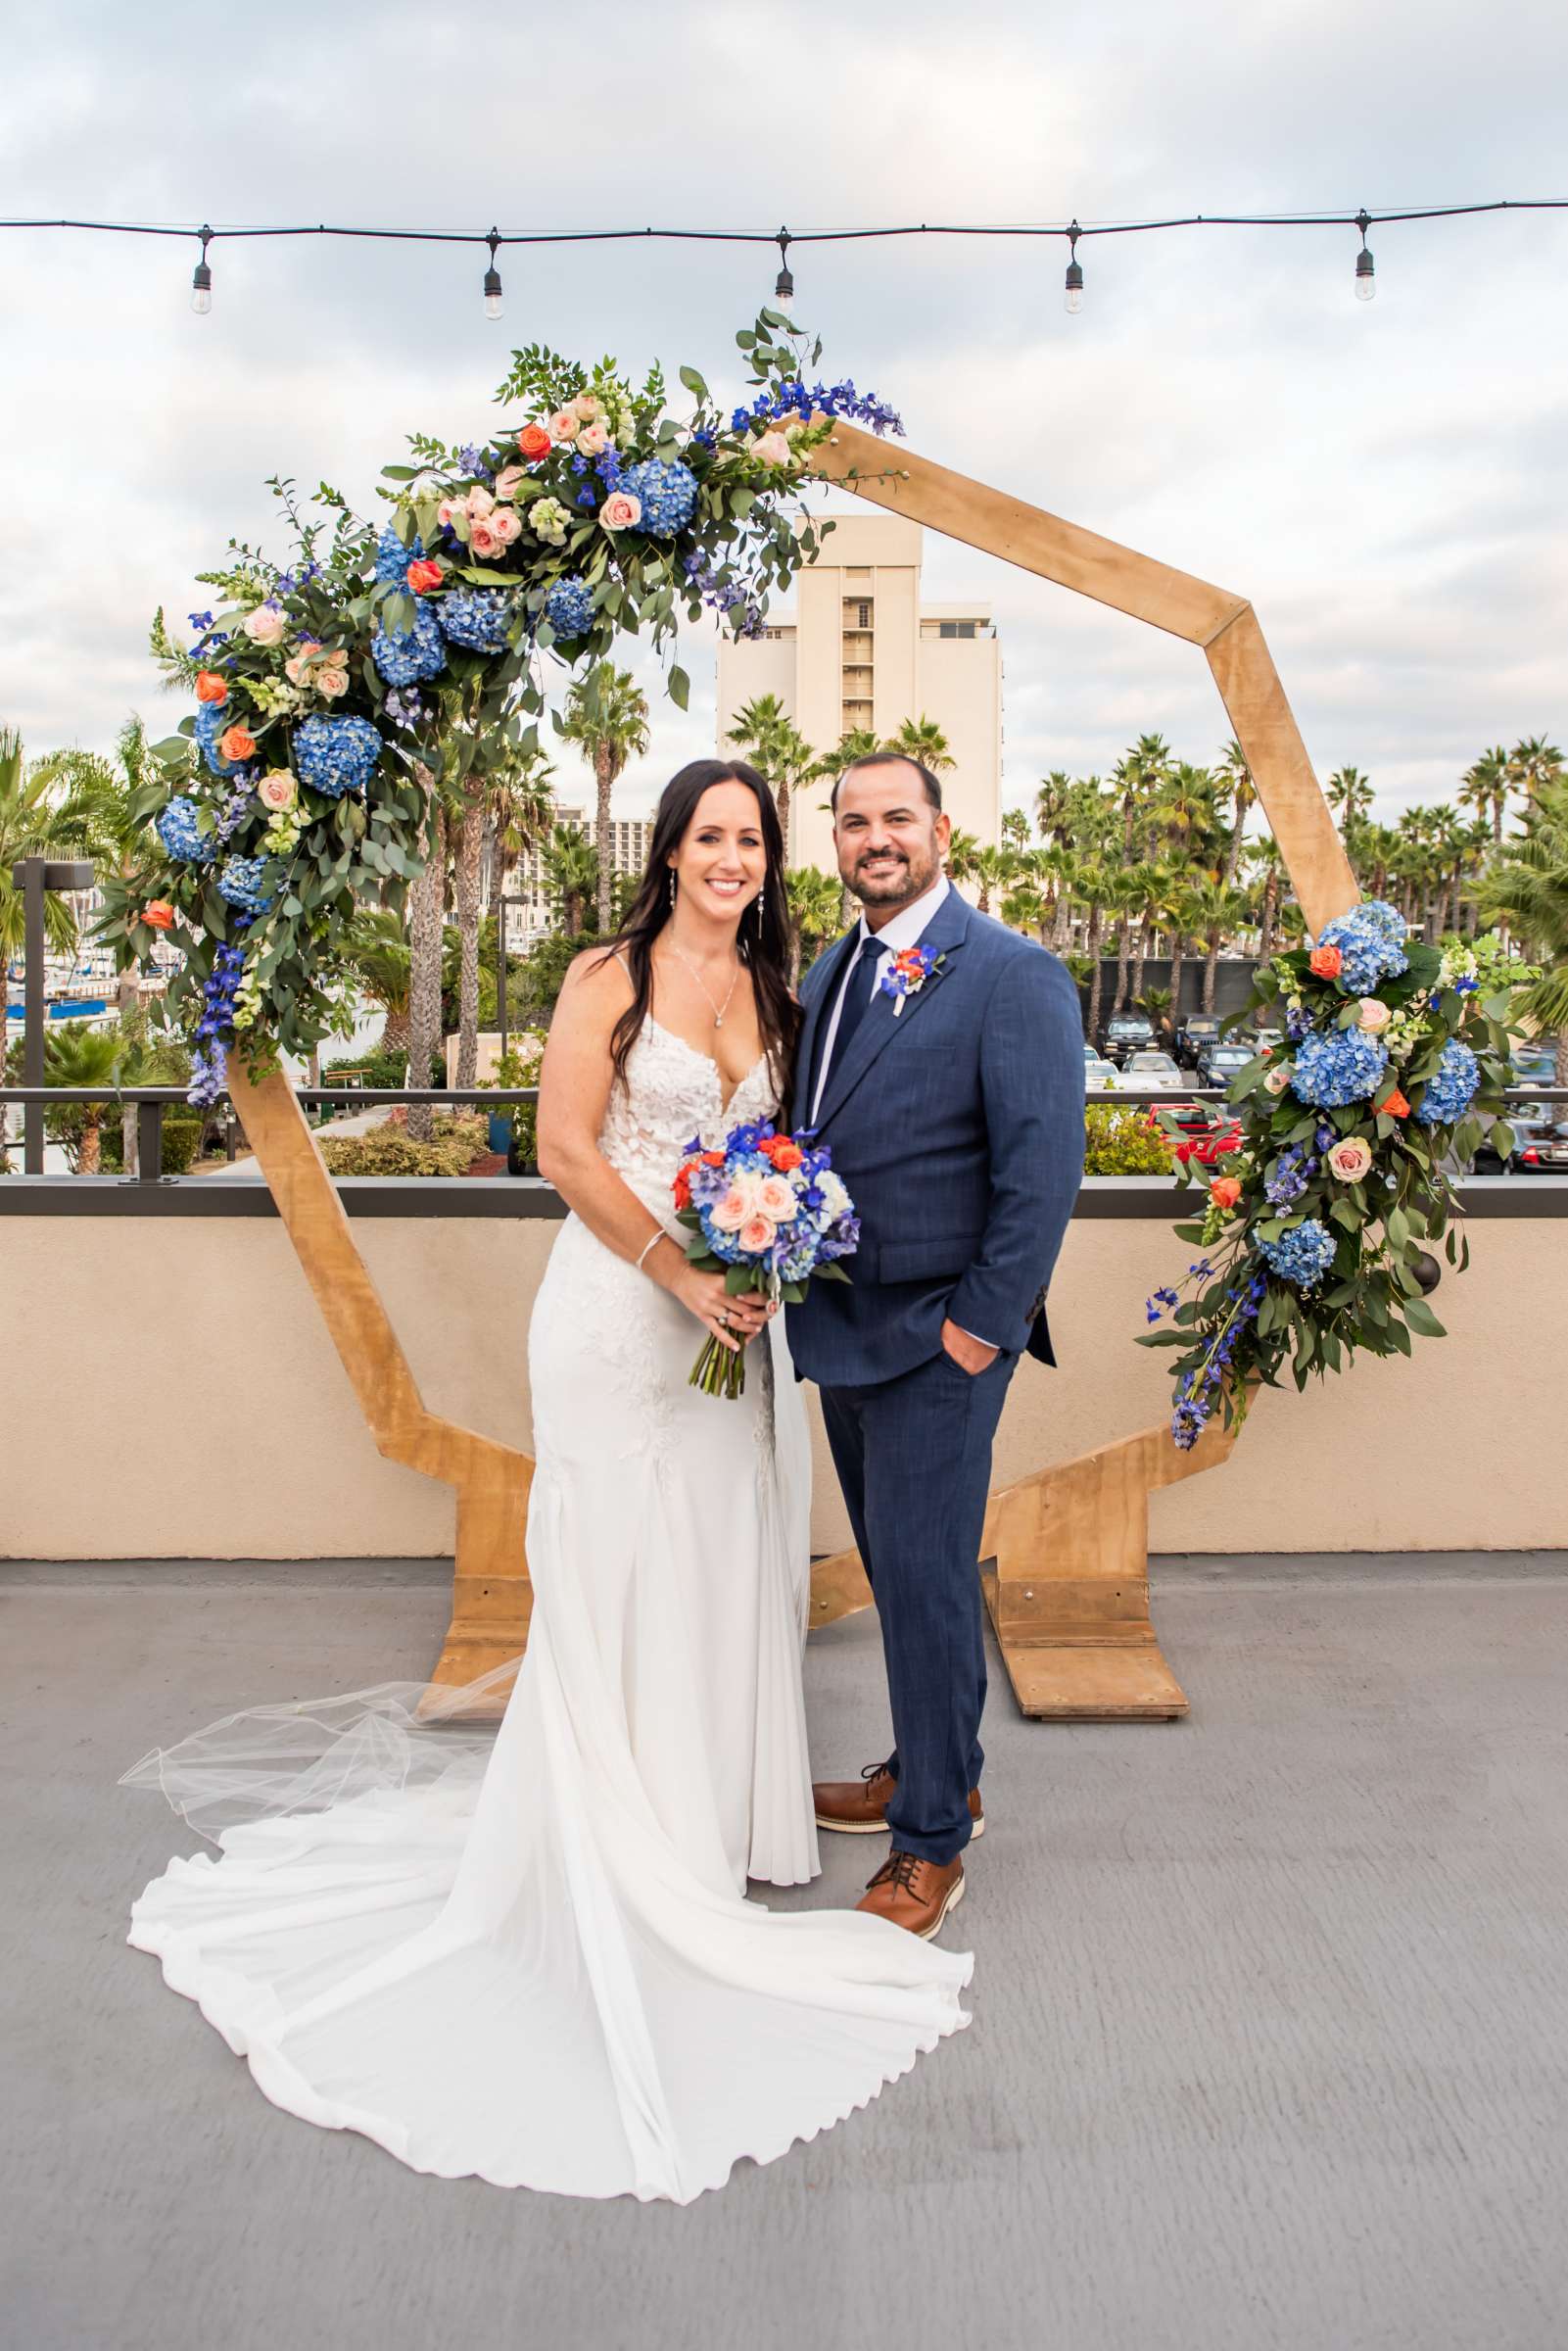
{"left": 122, "top": 756, "right": 972, "bottom": 2204}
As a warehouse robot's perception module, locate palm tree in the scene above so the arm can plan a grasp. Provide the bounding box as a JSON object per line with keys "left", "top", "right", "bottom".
{"left": 44, "top": 1019, "right": 121, "bottom": 1175}
{"left": 0, "top": 729, "right": 106, "bottom": 1166}
{"left": 1184, "top": 879, "right": 1250, "bottom": 1013}
{"left": 784, "top": 865, "right": 847, "bottom": 983}
{"left": 1215, "top": 739, "right": 1258, "bottom": 892}
{"left": 812, "top": 727, "right": 882, "bottom": 926}
{"left": 1128, "top": 858, "right": 1172, "bottom": 1008}
{"left": 545, "top": 823, "right": 600, "bottom": 939}
{"left": 885, "top": 714, "right": 955, "bottom": 780}
{"left": 1247, "top": 836, "right": 1287, "bottom": 963}
{"left": 1460, "top": 745, "right": 1512, "bottom": 848}
{"left": 560, "top": 664, "right": 651, "bottom": 934}
{"left": 1111, "top": 733, "right": 1170, "bottom": 864}
{"left": 1477, "top": 781, "right": 1568, "bottom": 1082}
{"left": 1102, "top": 865, "right": 1146, "bottom": 1015}
{"left": 1507, "top": 735, "right": 1564, "bottom": 807}
{"left": 1075, "top": 858, "right": 1112, "bottom": 1044}
{"left": 943, "top": 828, "right": 982, "bottom": 889}
{"left": 1033, "top": 771, "right": 1075, "bottom": 847}
{"left": 486, "top": 745, "right": 557, "bottom": 895}
{"left": 999, "top": 878, "right": 1046, "bottom": 937}
{"left": 344, "top": 911, "right": 412, "bottom": 1054}
{"left": 1326, "top": 766, "right": 1375, "bottom": 833}
{"left": 971, "top": 844, "right": 1016, "bottom": 917}
{"left": 725, "top": 693, "right": 823, "bottom": 867}
{"left": 1000, "top": 807, "right": 1030, "bottom": 854}
{"left": 1148, "top": 761, "right": 1222, "bottom": 872}
{"left": 1163, "top": 876, "right": 1208, "bottom": 1028}
{"left": 1136, "top": 982, "right": 1173, "bottom": 1042}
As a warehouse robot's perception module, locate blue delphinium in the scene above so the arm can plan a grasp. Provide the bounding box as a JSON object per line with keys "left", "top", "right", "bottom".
{"left": 372, "top": 600, "right": 447, "bottom": 686}
{"left": 1313, "top": 907, "right": 1409, "bottom": 991}
{"left": 214, "top": 772, "right": 257, "bottom": 845}
{"left": 1291, "top": 1027, "right": 1389, "bottom": 1108}
{"left": 1264, "top": 1147, "right": 1310, "bottom": 1209}
{"left": 545, "top": 576, "right": 595, "bottom": 641}
{"left": 731, "top": 378, "right": 905, "bottom": 439}
{"left": 1259, "top": 1219, "right": 1337, "bottom": 1289}
{"left": 215, "top": 856, "right": 274, "bottom": 916}
{"left": 186, "top": 936, "right": 251, "bottom": 1108}
{"left": 156, "top": 795, "right": 215, "bottom": 864}
{"left": 621, "top": 456, "right": 698, "bottom": 537}
{"left": 438, "top": 589, "right": 513, "bottom": 654}
{"left": 1414, "top": 1037, "right": 1481, "bottom": 1127}
{"left": 194, "top": 698, "right": 237, "bottom": 777}
{"left": 375, "top": 526, "right": 424, "bottom": 589}
{"left": 294, "top": 714, "right": 383, "bottom": 799}
{"left": 383, "top": 687, "right": 426, "bottom": 731}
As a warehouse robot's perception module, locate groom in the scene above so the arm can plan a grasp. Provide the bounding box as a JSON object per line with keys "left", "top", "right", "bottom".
{"left": 786, "top": 753, "right": 1084, "bottom": 1940}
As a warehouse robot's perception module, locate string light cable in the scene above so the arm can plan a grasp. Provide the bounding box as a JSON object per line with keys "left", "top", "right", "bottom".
{"left": 4, "top": 201, "right": 1565, "bottom": 317}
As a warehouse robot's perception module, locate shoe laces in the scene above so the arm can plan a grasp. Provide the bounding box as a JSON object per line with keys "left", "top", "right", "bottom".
{"left": 868, "top": 1849, "right": 925, "bottom": 1895}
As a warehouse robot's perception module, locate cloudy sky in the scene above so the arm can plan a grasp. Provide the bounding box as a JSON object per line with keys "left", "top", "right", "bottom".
{"left": 4, "top": 0, "right": 1565, "bottom": 832}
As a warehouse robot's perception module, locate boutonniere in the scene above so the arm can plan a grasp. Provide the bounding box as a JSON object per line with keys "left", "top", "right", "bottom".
{"left": 879, "top": 944, "right": 946, "bottom": 1017}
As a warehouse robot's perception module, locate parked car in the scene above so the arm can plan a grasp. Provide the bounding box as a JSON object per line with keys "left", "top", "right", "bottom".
{"left": 1473, "top": 1099, "right": 1566, "bottom": 1172}
{"left": 1121, "top": 1050, "right": 1185, "bottom": 1092}
{"left": 1174, "top": 1013, "right": 1222, "bottom": 1068}
{"left": 1101, "top": 1012, "right": 1156, "bottom": 1065}
{"left": 1197, "top": 1041, "right": 1258, "bottom": 1093}
{"left": 1509, "top": 1049, "right": 1557, "bottom": 1089}
{"left": 1083, "top": 1054, "right": 1122, "bottom": 1090}
{"left": 1517, "top": 1128, "right": 1568, "bottom": 1172}
{"left": 1167, "top": 1111, "right": 1245, "bottom": 1170}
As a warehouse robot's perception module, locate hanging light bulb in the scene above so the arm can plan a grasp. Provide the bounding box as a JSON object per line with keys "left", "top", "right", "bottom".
{"left": 190, "top": 224, "right": 213, "bottom": 315}
{"left": 483, "top": 228, "right": 503, "bottom": 321}
{"left": 1064, "top": 220, "right": 1083, "bottom": 313}
{"left": 775, "top": 229, "right": 794, "bottom": 307}
{"left": 1354, "top": 209, "right": 1375, "bottom": 302}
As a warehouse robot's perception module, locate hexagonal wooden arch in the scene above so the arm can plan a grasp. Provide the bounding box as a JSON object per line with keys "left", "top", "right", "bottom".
{"left": 228, "top": 419, "right": 1358, "bottom": 1721}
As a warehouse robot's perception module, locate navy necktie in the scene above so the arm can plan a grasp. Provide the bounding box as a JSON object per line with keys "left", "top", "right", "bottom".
{"left": 817, "top": 934, "right": 886, "bottom": 1110}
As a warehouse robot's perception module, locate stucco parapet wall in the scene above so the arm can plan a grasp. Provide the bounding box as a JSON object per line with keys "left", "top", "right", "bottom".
{"left": 0, "top": 1176, "right": 1562, "bottom": 1219}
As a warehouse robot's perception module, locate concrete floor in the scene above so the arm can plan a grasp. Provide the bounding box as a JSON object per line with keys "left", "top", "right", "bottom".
{"left": 3, "top": 1554, "right": 1566, "bottom": 2351}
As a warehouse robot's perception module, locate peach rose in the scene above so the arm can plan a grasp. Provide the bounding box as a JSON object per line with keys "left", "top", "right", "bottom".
{"left": 469, "top": 520, "right": 504, "bottom": 560}
{"left": 1263, "top": 1063, "right": 1293, "bottom": 1093}
{"left": 711, "top": 1185, "right": 752, "bottom": 1232}
{"left": 315, "top": 663, "right": 349, "bottom": 697}
{"left": 547, "top": 408, "right": 579, "bottom": 443}
{"left": 406, "top": 557, "right": 443, "bottom": 594}
{"left": 141, "top": 900, "right": 175, "bottom": 930}
{"left": 1326, "top": 1137, "right": 1373, "bottom": 1181}
{"left": 1308, "top": 943, "right": 1343, "bottom": 980}
{"left": 738, "top": 1215, "right": 777, "bottom": 1255}
{"left": 1356, "top": 996, "right": 1391, "bottom": 1033}
{"left": 492, "top": 463, "right": 525, "bottom": 502}
{"left": 258, "top": 770, "right": 297, "bottom": 811}
{"left": 756, "top": 1175, "right": 796, "bottom": 1222}
{"left": 598, "top": 492, "right": 642, "bottom": 531}
{"left": 575, "top": 419, "right": 611, "bottom": 456}
{"left": 464, "top": 486, "right": 496, "bottom": 519}
{"left": 1209, "top": 1176, "right": 1243, "bottom": 1211}
{"left": 571, "top": 393, "right": 602, "bottom": 422}
{"left": 242, "top": 604, "right": 286, "bottom": 647}
{"left": 283, "top": 641, "right": 322, "bottom": 686}
{"left": 437, "top": 498, "right": 465, "bottom": 530}
{"left": 489, "top": 506, "right": 521, "bottom": 546}
{"left": 750, "top": 429, "right": 793, "bottom": 468}
{"left": 217, "top": 723, "right": 257, "bottom": 763}
{"left": 194, "top": 669, "right": 228, "bottom": 703}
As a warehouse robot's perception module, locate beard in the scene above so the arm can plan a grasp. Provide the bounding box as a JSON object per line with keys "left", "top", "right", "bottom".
{"left": 844, "top": 843, "right": 940, "bottom": 907}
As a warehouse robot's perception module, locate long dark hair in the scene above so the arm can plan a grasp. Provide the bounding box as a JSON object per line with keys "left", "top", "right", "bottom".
{"left": 602, "top": 757, "right": 801, "bottom": 1102}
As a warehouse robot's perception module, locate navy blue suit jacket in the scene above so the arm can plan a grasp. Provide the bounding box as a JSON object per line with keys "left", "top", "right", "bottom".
{"left": 784, "top": 889, "right": 1085, "bottom": 1390}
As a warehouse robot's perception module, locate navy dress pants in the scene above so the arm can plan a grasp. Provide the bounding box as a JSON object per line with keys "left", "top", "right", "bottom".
{"left": 819, "top": 1345, "right": 1017, "bottom": 1866}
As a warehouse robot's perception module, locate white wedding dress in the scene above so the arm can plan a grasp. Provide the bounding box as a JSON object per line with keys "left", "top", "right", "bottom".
{"left": 121, "top": 1018, "right": 973, "bottom": 2202}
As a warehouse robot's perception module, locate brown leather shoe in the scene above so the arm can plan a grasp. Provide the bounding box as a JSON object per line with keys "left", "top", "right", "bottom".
{"left": 857, "top": 1849, "right": 966, "bottom": 1940}
{"left": 813, "top": 1763, "right": 985, "bottom": 1841}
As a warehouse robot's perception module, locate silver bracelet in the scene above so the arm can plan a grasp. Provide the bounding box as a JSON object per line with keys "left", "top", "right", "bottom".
{"left": 634, "top": 1229, "right": 664, "bottom": 1273}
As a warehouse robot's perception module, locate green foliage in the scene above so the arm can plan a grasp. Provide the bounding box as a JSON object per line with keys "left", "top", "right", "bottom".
{"left": 1084, "top": 1105, "right": 1173, "bottom": 1176}
{"left": 318, "top": 1114, "right": 489, "bottom": 1177}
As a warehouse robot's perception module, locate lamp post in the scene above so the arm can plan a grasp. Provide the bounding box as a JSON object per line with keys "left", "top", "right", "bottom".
{"left": 12, "top": 855, "right": 96, "bottom": 1174}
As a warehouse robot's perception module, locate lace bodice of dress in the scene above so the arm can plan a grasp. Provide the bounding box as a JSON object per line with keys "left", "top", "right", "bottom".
{"left": 598, "top": 1017, "right": 781, "bottom": 1224}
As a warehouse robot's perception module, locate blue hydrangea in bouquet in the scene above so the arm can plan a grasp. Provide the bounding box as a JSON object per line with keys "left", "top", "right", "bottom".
{"left": 672, "top": 1120, "right": 859, "bottom": 1399}
{"left": 1140, "top": 897, "right": 1533, "bottom": 1451}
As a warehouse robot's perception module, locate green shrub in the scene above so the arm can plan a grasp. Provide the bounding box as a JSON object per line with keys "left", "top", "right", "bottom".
{"left": 322, "top": 1042, "right": 443, "bottom": 1092}
{"left": 1083, "top": 1104, "right": 1173, "bottom": 1176}
{"left": 318, "top": 1114, "right": 489, "bottom": 1178}
{"left": 97, "top": 1117, "right": 203, "bottom": 1176}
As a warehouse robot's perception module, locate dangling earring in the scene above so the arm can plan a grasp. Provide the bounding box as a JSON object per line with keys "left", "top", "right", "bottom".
{"left": 756, "top": 884, "right": 766, "bottom": 927}
{"left": 668, "top": 869, "right": 677, "bottom": 910}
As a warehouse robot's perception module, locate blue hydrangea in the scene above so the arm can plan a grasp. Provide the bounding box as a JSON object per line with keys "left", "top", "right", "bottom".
{"left": 1314, "top": 909, "right": 1409, "bottom": 991}
{"left": 1358, "top": 897, "right": 1407, "bottom": 945}
{"left": 294, "top": 714, "right": 383, "bottom": 799}
{"left": 438, "top": 588, "right": 514, "bottom": 654}
{"left": 1259, "top": 1218, "right": 1337, "bottom": 1290}
{"left": 215, "top": 856, "right": 274, "bottom": 916}
{"left": 156, "top": 795, "right": 215, "bottom": 864}
{"left": 1414, "top": 1037, "right": 1481, "bottom": 1128}
{"left": 375, "top": 526, "right": 424, "bottom": 589}
{"left": 621, "top": 456, "right": 699, "bottom": 536}
{"left": 372, "top": 600, "right": 447, "bottom": 686}
{"left": 544, "top": 576, "right": 595, "bottom": 640}
{"left": 1291, "top": 1026, "right": 1390, "bottom": 1107}
{"left": 194, "top": 698, "right": 238, "bottom": 777}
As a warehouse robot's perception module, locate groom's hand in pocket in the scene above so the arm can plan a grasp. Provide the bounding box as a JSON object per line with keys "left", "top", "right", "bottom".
{"left": 940, "top": 1317, "right": 999, "bottom": 1375}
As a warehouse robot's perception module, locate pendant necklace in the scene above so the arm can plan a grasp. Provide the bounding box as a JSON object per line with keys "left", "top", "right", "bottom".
{"left": 667, "top": 940, "right": 740, "bottom": 1029}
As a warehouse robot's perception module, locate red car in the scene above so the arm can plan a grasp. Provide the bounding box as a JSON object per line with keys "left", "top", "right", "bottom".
{"left": 1166, "top": 1111, "right": 1244, "bottom": 1170}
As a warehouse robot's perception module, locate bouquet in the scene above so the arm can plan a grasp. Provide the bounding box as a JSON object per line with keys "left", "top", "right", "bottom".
{"left": 673, "top": 1120, "right": 859, "bottom": 1399}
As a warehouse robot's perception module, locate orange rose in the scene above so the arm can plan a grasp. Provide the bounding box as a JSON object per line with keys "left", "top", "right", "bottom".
{"left": 517, "top": 423, "right": 552, "bottom": 461}
{"left": 194, "top": 669, "right": 228, "bottom": 704}
{"left": 702, "top": 1150, "right": 725, "bottom": 1167}
{"left": 767, "top": 1137, "right": 803, "bottom": 1172}
{"left": 141, "top": 900, "right": 175, "bottom": 930}
{"left": 1210, "top": 1176, "right": 1243, "bottom": 1211}
{"left": 1308, "top": 943, "right": 1343, "bottom": 979}
{"left": 406, "top": 557, "right": 443, "bottom": 594}
{"left": 1380, "top": 1087, "right": 1410, "bottom": 1118}
{"left": 673, "top": 1166, "right": 692, "bottom": 1211}
{"left": 217, "top": 723, "right": 257, "bottom": 763}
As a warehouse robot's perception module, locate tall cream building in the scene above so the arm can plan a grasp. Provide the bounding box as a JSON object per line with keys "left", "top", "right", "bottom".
{"left": 714, "top": 513, "right": 1002, "bottom": 870}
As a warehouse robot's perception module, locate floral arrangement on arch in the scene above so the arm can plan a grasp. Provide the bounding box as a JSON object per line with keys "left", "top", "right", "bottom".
{"left": 1141, "top": 900, "right": 1530, "bottom": 1448}
{"left": 97, "top": 312, "right": 903, "bottom": 1104}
